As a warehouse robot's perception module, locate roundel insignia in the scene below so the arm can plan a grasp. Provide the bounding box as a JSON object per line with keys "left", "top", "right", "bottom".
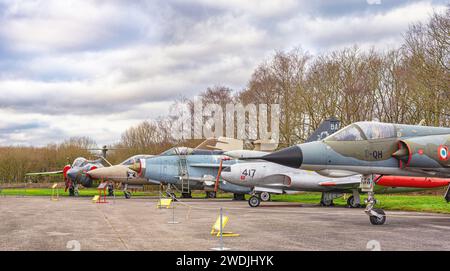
{"left": 438, "top": 145, "right": 449, "bottom": 161}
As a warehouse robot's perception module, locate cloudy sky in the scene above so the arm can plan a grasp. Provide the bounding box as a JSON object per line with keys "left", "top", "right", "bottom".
{"left": 0, "top": 0, "right": 447, "bottom": 146}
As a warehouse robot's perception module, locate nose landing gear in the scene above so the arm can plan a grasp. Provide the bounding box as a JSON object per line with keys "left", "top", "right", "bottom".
{"left": 362, "top": 175, "right": 386, "bottom": 225}
{"left": 248, "top": 195, "right": 261, "bottom": 208}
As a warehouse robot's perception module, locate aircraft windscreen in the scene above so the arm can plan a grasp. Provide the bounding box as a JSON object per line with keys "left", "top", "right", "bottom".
{"left": 327, "top": 124, "right": 365, "bottom": 141}
{"left": 121, "top": 158, "right": 136, "bottom": 165}
{"left": 72, "top": 157, "right": 87, "bottom": 167}
{"left": 121, "top": 155, "right": 153, "bottom": 165}
{"left": 356, "top": 122, "right": 395, "bottom": 140}
{"left": 160, "top": 147, "right": 193, "bottom": 156}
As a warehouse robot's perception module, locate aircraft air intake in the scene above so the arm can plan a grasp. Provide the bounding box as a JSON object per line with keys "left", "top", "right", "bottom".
{"left": 392, "top": 141, "right": 411, "bottom": 167}
{"left": 393, "top": 136, "right": 450, "bottom": 169}
{"left": 261, "top": 145, "right": 303, "bottom": 168}
{"left": 129, "top": 160, "right": 144, "bottom": 176}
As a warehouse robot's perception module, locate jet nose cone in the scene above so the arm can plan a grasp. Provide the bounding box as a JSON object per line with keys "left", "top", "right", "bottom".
{"left": 261, "top": 145, "right": 303, "bottom": 168}
{"left": 87, "top": 168, "right": 102, "bottom": 179}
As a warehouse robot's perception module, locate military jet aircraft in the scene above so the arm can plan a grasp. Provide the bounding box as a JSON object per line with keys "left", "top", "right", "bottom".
{"left": 26, "top": 157, "right": 104, "bottom": 196}
{"left": 87, "top": 154, "right": 155, "bottom": 198}
{"left": 252, "top": 121, "right": 450, "bottom": 225}
{"left": 130, "top": 146, "right": 253, "bottom": 199}
{"left": 221, "top": 161, "right": 450, "bottom": 208}
{"left": 129, "top": 119, "right": 343, "bottom": 200}
{"left": 88, "top": 137, "right": 247, "bottom": 199}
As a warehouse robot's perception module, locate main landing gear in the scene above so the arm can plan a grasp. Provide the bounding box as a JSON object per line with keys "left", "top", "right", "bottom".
{"left": 347, "top": 190, "right": 363, "bottom": 208}
{"left": 205, "top": 191, "right": 216, "bottom": 198}
{"left": 248, "top": 195, "right": 260, "bottom": 207}
{"left": 248, "top": 192, "right": 271, "bottom": 207}
{"left": 362, "top": 175, "right": 386, "bottom": 225}
{"left": 68, "top": 184, "right": 79, "bottom": 197}
{"left": 233, "top": 193, "right": 246, "bottom": 201}
{"left": 320, "top": 192, "right": 342, "bottom": 207}
{"left": 122, "top": 184, "right": 132, "bottom": 199}
{"left": 107, "top": 183, "right": 114, "bottom": 197}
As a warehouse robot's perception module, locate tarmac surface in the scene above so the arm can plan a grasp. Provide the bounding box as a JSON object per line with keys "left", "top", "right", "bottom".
{"left": 0, "top": 196, "right": 449, "bottom": 251}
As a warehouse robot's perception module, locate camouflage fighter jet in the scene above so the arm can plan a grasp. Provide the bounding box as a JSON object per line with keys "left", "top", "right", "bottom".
{"left": 26, "top": 157, "right": 104, "bottom": 196}
{"left": 250, "top": 121, "right": 450, "bottom": 225}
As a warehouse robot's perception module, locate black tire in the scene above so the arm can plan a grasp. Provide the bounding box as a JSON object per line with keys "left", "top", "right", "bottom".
{"left": 320, "top": 200, "right": 334, "bottom": 207}
{"left": 248, "top": 196, "right": 260, "bottom": 208}
{"left": 347, "top": 196, "right": 360, "bottom": 208}
{"left": 369, "top": 209, "right": 386, "bottom": 225}
{"left": 181, "top": 192, "right": 192, "bottom": 198}
{"left": 124, "top": 191, "right": 131, "bottom": 199}
{"left": 260, "top": 192, "right": 271, "bottom": 202}
{"left": 208, "top": 192, "right": 216, "bottom": 198}
{"left": 233, "top": 194, "right": 246, "bottom": 201}
{"left": 108, "top": 186, "right": 114, "bottom": 197}
{"left": 68, "top": 187, "right": 75, "bottom": 197}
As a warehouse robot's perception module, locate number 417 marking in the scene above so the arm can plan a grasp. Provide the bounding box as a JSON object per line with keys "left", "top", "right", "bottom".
{"left": 242, "top": 169, "right": 256, "bottom": 178}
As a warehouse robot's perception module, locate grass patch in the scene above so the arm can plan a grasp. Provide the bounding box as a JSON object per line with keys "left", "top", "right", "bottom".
{"left": 271, "top": 193, "right": 450, "bottom": 214}
{"left": 1, "top": 188, "right": 448, "bottom": 214}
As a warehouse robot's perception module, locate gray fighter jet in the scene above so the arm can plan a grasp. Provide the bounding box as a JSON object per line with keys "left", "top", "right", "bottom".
{"left": 252, "top": 121, "right": 450, "bottom": 224}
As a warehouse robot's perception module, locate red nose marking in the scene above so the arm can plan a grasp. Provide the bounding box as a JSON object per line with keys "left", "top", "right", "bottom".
{"left": 63, "top": 165, "right": 71, "bottom": 179}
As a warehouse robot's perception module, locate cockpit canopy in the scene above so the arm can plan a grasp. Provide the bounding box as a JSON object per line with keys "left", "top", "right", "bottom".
{"left": 121, "top": 155, "right": 154, "bottom": 165}
{"left": 160, "top": 147, "right": 194, "bottom": 156}
{"left": 325, "top": 122, "right": 395, "bottom": 141}
{"left": 72, "top": 157, "right": 87, "bottom": 168}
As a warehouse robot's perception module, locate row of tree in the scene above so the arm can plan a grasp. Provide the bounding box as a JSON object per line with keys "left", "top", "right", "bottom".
{"left": 0, "top": 8, "right": 448, "bottom": 183}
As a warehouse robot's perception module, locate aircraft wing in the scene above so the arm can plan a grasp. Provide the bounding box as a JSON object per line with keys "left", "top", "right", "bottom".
{"left": 25, "top": 170, "right": 64, "bottom": 177}
{"left": 174, "top": 176, "right": 216, "bottom": 186}
{"left": 318, "top": 179, "right": 361, "bottom": 188}
{"left": 189, "top": 163, "right": 229, "bottom": 168}
{"left": 195, "top": 137, "right": 243, "bottom": 151}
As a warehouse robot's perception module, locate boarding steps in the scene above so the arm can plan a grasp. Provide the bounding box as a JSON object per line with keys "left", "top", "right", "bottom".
{"left": 178, "top": 153, "right": 190, "bottom": 194}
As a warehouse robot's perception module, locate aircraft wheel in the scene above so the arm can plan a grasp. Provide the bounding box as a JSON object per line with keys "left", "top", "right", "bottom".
{"left": 74, "top": 189, "right": 79, "bottom": 197}
{"left": 124, "top": 191, "right": 131, "bottom": 199}
{"left": 260, "top": 192, "right": 271, "bottom": 202}
{"left": 248, "top": 196, "right": 260, "bottom": 208}
{"left": 68, "top": 187, "right": 75, "bottom": 197}
{"left": 369, "top": 209, "right": 386, "bottom": 225}
{"left": 107, "top": 185, "right": 114, "bottom": 196}
{"left": 347, "top": 196, "right": 360, "bottom": 208}
{"left": 320, "top": 200, "right": 334, "bottom": 207}
{"left": 181, "top": 192, "right": 192, "bottom": 199}
{"left": 208, "top": 191, "right": 216, "bottom": 198}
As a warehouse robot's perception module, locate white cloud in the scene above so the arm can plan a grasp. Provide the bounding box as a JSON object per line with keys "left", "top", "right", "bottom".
{"left": 0, "top": 0, "right": 447, "bottom": 146}
{"left": 278, "top": 1, "right": 447, "bottom": 53}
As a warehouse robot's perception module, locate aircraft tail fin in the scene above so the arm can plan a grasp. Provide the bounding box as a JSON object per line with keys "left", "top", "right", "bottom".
{"left": 305, "top": 117, "right": 341, "bottom": 143}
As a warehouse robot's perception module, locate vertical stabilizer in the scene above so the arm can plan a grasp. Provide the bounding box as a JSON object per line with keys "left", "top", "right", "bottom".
{"left": 306, "top": 117, "right": 341, "bottom": 143}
